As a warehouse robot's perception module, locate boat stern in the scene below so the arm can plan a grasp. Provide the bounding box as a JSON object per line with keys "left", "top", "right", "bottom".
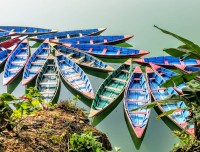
{"left": 85, "top": 91, "right": 95, "bottom": 100}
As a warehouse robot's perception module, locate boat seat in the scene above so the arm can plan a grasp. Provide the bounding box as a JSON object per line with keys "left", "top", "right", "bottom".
{"left": 40, "top": 91, "right": 55, "bottom": 94}
{"left": 62, "top": 66, "right": 73, "bottom": 71}
{"left": 28, "top": 69, "right": 39, "bottom": 72}
{"left": 128, "top": 88, "right": 145, "bottom": 92}
{"left": 76, "top": 40, "right": 80, "bottom": 44}
{"left": 10, "top": 29, "right": 15, "bottom": 32}
{"left": 8, "top": 68, "right": 19, "bottom": 72}
{"left": 159, "top": 72, "right": 165, "bottom": 75}
{"left": 31, "top": 61, "right": 45, "bottom": 65}
{"left": 66, "top": 73, "right": 81, "bottom": 79}
{"left": 59, "top": 60, "right": 65, "bottom": 63}
{"left": 87, "top": 61, "right": 95, "bottom": 66}
{"left": 11, "top": 61, "right": 25, "bottom": 65}
{"left": 133, "top": 124, "right": 143, "bottom": 127}
{"left": 47, "top": 64, "right": 54, "bottom": 67}
{"left": 43, "top": 73, "right": 57, "bottom": 76}
{"left": 152, "top": 88, "right": 166, "bottom": 91}
{"left": 164, "top": 60, "right": 169, "bottom": 65}
{"left": 39, "top": 82, "right": 57, "bottom": 85}
{"left": 66, "top": 53, "right": 74, "bottom": 58}
{"left": 67, "top": 34, "right": 70, "bottom": 38}
{"left": 88, "top": 48, "right": 93, "bottom": 53}
{"left": 90, "top": 39, "right": 93, "bottom": 44}
{"left": 126, "top": 98, "right": 148, "bottom": 102}
{"left": 34, "top": 30, "right": 37, "bottom": 33}
{"left": 54, "top": 36, "right": 58, "bottom": 39}
{"left": 117, "top": 50, "right": 120, "bottom": 55}
{"left": 72, "top": 81, "right": 86, "bottom": 86}
{"left": 105, "top": 86, "right": 121, "bottom": 92}
{"left": 16, "top": 54, "right": 27, "bottom": 57}
{"left": 21, "top": 47, "right": 27, "bottom": 50}
{"left": 131, "top": 111, "right": 147, "bottom": 115}
{"left": 36, "top": 55, "right": 48, "bottom": 58}
{"left": 104, "top": 39, "right": 108, "bottom": 43}
{"left": 150, "top": 78, "right": 155, "bottom": 80}
{"left": 43, "top": 47, "right": 50, "bottom": 50}
{"left": 76, "top": 56, "right": 85, "bottom": 62}
{"left": 99, "top": 95, "right": 113, "bottom": 101}
{"left": 121, "top": 69, "right": 128, "bottom": 73}
{"left": 22, "top": 29, "right": 27, "bottom": 33}
{"left": 102, "top": 48, "right": 107, "bottom": 55}
{"left": 79, "top": 33, "right": 83, "bottom": 37}
{"left": 134, "top": 78, "right": 141, "bottom": 81}
{"left": 112, "top": 78, "right": 126, "bottom": 83}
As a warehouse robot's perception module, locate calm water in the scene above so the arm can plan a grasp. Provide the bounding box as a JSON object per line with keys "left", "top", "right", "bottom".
{"left": 1, "top": 0, "right": 200, "bottom": 151}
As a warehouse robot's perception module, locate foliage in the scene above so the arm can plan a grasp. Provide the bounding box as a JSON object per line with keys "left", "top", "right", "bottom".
{"left": 69, "top": 132, "right": 107, "bottom": 152}
{"left": 171, "top": 131, "right": 200, "bottom": 152}
{"left": 0, "top": 87, "right": 44, "bottom": 131}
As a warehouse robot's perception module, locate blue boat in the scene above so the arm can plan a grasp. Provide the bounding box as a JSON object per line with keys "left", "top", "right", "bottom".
{"left": 174, "top": 65, "right": 200, "bottom": 81}
{"left": 55, "top": 52, "right": 94, "bottom": 99}
{"left": 3, "top": 39, "right": 29, "bottom": 85}
{"left": 0, "top": 31, "right": 14, "bottom": 37}
{"left": 64, "top": 44, "right": 149, "bottom": 58}
{"left": 52, "top": 43, "right": 114, "bottom": 72}
{"left": 134, "top": 56, "right": 200, "bottom": 67}
{"left": 52, "top": 35, "right": 133, "bottom": 45}
{"left": 150, "top": 63, "right": 186, "bottom": 94}
{"left": 146, "top": 66, "right": 194, "bottom": 136}
{"left": 36, "top": 54, "right": 60, "bottom": 102}
{"left": 124, "top": 66, "right": 151, "bottom": 138}
{"left": 31, "top": 28, "right": 106, "bottom": 40}
{"left": 22, "top": 40, "right": 50, "bottom": 85}
{"left": 0, "top": 44, "right": 18, "bottom": 67}
{"left": 0, "top": 26, "right": 57, "bottom": 35}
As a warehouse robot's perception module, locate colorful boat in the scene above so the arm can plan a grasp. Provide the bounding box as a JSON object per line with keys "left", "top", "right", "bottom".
{"left": 51, "top": 35, "right": 133, "bottom": 45}
{"left": 52, "top": 43, "right": 114, "bottom": 72}
{"left": 36, "top": 54, "right": 60, "bottom": 102}
{"left": 0, "top": 31, "right": 15, "bottom": 37}
{"left": 55, "top": 52, "right": 94, "bottom": 99}
{"left": 30, "top": 28, "right": 106, "bottom": 40}
{"left": 65, "top": 44, "right": 149, "bottom": 58}
{"left": 0, "top": 26, "right": 57, "bottom": 35}
{"left": 124, "top": 66, "right": 151, "bottom": 138}
{"left": 3, "top": 39, "right": 29, "bottom": 85}
{"left": 134, "top": 56, "right": 200, "bottom": 67}
{"left": 146, "top": 67, "right": 194, "bottom": 136}
{"left": 0, "top": 44, "right": 18, "bottom": 67}
{"left": 174, "top": 65, "right": 200, "bottom": 81}
{"left": 22, "top": 40, "right": 50, "bottom": 85}
{"left": 149, "top": 63, "right": 186, "bottom": 94}
{"left": 0, "top": 36, "right": 27, "bottom": 49}
{"left": 89, "top": 61, "right": 131, "bottom": 117}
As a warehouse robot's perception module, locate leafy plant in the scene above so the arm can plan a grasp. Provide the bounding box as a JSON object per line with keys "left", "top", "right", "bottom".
{"left": 69, "top": 132, "right": 107, "bottom": 152}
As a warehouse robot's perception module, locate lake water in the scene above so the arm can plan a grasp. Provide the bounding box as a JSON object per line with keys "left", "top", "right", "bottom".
{"left": 1, "top": 0, "right": 200, "bottom": 151}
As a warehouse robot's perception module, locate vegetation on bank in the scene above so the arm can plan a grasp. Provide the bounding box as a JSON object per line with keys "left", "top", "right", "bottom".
{"left": 0, "top": 87, "right": 112, "bottom": 152}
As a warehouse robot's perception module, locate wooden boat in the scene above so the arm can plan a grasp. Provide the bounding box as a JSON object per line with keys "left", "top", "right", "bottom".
{"left": 0, "top": 31, "right": 15, "bottom": 37}
{"left": 174, "top": 65, "right": 200, "bottom": 81}
{"left": 65, "top": 44, "right": 149, "bottom": 58}
{"left": 89, "top": 61, "right": 131, "bottom": 117}
{"left": 124, "top": 66, "right": 151, "bottom": 138}
{"left": 0, "top": 26, "right": 57, "bottom": 36}
{"left": 134, "top": 56, "right": 200, "bottom": 67}
{"left": 36, "top": 54, "right": 60, "bottom": 102}
{"left": 30, "top": 28, "right": 106, "bottom": 40}
{"left": 0, "top": 44, "right": 18, "bottom": 67}
{"left": 149, "top": 63, "right": 186, "bottom": 94}
{"left": 52, "top": 43, "right": 114, "bottom": 72}
{"left": 51, "top": 35, "right": 133, "bottom": 45}
{"left": 22, "top": 40, "right": 50, "bottom": 85}
{"left": 146, "top": 67, "right": 194, "bottom": 136}
{"left": 55, "top": 51, "right": 94, "bottom": 99}
{"left": 0, "top": 36, "right": 27, "bottom": 49}
{"left": 3, "top": 39, "right": 29, "bottom": 85}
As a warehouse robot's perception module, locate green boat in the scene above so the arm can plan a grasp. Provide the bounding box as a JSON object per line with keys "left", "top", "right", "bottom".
{"left": 36, "top": 54, "right": 60, "bottom": 102}
{"left": 89, "top": 60, "right": 131, "bottom": 117}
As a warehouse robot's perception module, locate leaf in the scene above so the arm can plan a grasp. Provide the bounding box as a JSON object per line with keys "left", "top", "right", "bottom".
{"left": 161, "top": 71, "right": 200, "bottom": 87}
{"left": 115, "top": 42, "right": 133, "bottom": 47}
{"left": 156, "top": 109, "right": 176, "bottom": 120}
{"left": 31, "top": 100, "right": 40, "bottom": 106}
{"left": 178, "top": 45, "right": 191, "bottom": 50}
{"left": 163, "top": 48, "right": 187, "bottom": 57}
{"left": 0, "top": 93, "right": 16, "bottom": 101}
{"left": 130, "top": 102, "right": 157, "bottom": 111}
{"left": 154, "top": 25, "right": 200, "bottom": 54}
